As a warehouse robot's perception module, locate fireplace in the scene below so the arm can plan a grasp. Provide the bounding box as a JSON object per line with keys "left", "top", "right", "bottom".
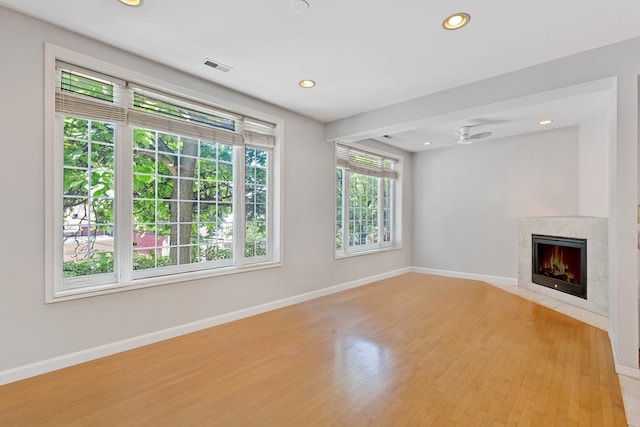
{"left": 531, "top": 234, "right": 587, "bottom": 299}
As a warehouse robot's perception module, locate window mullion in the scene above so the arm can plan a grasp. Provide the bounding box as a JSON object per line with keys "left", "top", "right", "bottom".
{"left": 343, "top": 169, "right": 350, "bottom": 254}
{"left": 378, "top": 177, "right": 384, "bottom": 248}
{"left": 116, "top": 123, "right": 133, "bottom": 284}
{"left": 50, "top": 116, "right": 65, "bottom": 296}
{"left": 266, "top": 149, "right": 273, "bottom": 261}
{"left": 234, "top": 146, "right": 246, "bottom": 267}
{"left": 390, "top": 179, "right": 396, "bottom": 247}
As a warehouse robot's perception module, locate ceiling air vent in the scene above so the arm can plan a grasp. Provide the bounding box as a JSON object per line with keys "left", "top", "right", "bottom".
{"left": 203, "top": 59, "right": 232, "bottom": 73}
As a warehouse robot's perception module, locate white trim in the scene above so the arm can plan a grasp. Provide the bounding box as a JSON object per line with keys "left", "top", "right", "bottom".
{"left": 611, "top": 332, "right": 640, "bottom": 379}
{"left": 412, "top": 267, "right": 610, "bottom": 331}
{"left": 44, "top": 43, "right": 284, "bottom": 302}
{"left": 335, "top": 245, "right": 403, "bottom": 260}
{"left": 49, "top": 261, "right": 283, "bottom": 303}
{"left": 616, "top": 364, "right": 640, "bottom": 380}
{"left": 8, "top": 266, "right": 626, "bottom": 387}
{"left": 0, "top": 267, "right": 410, "bottom": 386}
{"left": 44, "top": 45, "right": 57, "bottom": 303}
{"left": 411, "top": 267, "right": 518, "bottom": 287}
{"left": 335, "top": 140, "right": 403, "bottom": 257}
{"left": 610, "top": 334, "right": 640, "bottom": 426}
{"left": 618, "top": 374, "right": 640, "bottom": 427}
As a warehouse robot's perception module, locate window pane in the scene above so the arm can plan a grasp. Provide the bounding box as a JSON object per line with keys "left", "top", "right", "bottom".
{"left": 199, "top": 158, "right": 217, "bottom": 180}
{"left": 218, "top": 162, "right": 233, "bottom": 181}
{"left": 133, "top": 128, "right": 157, "bottom": 150}
{"left": 64, "top": 118, "right": 89, "bottom": 168}
{"left": 61, "top": 70, "right": 114, "bottom": 103}
{"left": 336, "top": 168, "right": 343, "bottom": 251}
{"left": 348, "top": 173, "right": 379, "bottom": 247}
{"left": 383, "top": 178, "right": 392, "bottom": 243}
{"left": 219, "top": 144, "right": 233, "bottom": 162}
{"left": 63, "top": 117, "right": 115, "bottom": 278}
{"left": 133, "top": 92, "right": 235, "bottom": 131}
{"left": 198, "top": 180, "right": 219, "bottom": 202}
{"left": 245, "top": 147, "right": 268, "bottom": 259}
{"left": 132, "top": 131, "right": 235, "bottom": 270}
{"left": 133, "top": 249, "right": 173, "bottom": 270}
{"left": 90, "top": 121, "right": 115, "bottom": 143}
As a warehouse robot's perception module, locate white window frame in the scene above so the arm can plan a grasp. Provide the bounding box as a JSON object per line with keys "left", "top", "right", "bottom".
{"left": 335, "top": 142, "right": 402, "bottom": 258}
{"left": 44, "top": 44, "right": 282, "bottom": 302}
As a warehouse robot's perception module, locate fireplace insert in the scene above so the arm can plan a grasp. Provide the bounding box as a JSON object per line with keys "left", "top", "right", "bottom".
{"left": 531, "top": 234, "right": 587, "bottom": 299}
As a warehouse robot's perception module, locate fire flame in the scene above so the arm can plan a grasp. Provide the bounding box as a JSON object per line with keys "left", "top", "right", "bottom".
{"left": 540, "top": 246, "right": 575, "bottom": 283}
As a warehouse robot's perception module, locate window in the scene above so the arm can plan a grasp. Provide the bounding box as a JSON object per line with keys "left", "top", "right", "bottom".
{"left": 335, "top": 143, "right": 399, "bottom": 256}
{"left": 46, "top": 52, "right": 280, "bottom": 301}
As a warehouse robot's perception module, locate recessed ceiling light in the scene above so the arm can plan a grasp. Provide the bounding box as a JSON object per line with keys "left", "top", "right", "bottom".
{"left": 291, "top": 0, "right": 310, "bottom": 11}
{"left": 423, "top": 141, "right": 432, "bottom": 146}
{"left": 539, "top": 119, "right": 554, "bottom": 125}
{"left": 119, "top": 0, "right": 142, "bottom": 6}
{"left": 299, "top": 79, "right": 316, "bottom": 88}
{"left": 443, "top": 13, "right": 470, "bottom": 30}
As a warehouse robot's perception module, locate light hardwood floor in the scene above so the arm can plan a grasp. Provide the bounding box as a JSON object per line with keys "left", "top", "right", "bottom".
{"left": 0, "top": 273, "right": 627, "bottom": 426}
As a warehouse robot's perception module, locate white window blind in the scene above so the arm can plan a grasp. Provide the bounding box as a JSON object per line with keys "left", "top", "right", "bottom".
{"left": 243, "top": 117, "right": 276, "bottom": 148}
{"left": 55, "top": 61, "right": 277, "bottom": 147}
{"left": 55, "top": 63, "right": 127, "bottom": 124}
{"left": 128, "top": 84, "right": 243, "bottom": 146}
{"left": 336, "top": 143, "right": 398, "bottom": 179}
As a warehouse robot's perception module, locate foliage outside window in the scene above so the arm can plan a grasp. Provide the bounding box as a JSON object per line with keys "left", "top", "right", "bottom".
{"left": 49, "top": 58, "right": 278, "bottom": 299}
{"left": 335, "top": 144, "right": 398, "bottom": 256}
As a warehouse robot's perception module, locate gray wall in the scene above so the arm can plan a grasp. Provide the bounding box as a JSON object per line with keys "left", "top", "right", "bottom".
{"left": 0, "top": 8, "right": 412, "bottom": 373}
{"left": 412, "top": 127, "right": 580, "bottom": 278}
{"left": 578, "top": 116, "right": 610, "bottom": 217}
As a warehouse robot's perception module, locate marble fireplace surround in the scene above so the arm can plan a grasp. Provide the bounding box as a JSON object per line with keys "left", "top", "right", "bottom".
{"left": 517, "top": 216, "right": 609, "bottom": 318}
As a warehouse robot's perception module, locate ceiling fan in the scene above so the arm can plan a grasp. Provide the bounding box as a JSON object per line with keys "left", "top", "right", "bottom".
{"left": 454, "top": 125, "right": 492, "bottom": 144}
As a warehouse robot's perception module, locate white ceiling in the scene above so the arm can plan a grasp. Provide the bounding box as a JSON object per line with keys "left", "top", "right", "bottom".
{"left": 0, "top": 0, "right": 637, "bottom": 149}
{"left": 367, "top": 85, "right": 614, "bottom": 152}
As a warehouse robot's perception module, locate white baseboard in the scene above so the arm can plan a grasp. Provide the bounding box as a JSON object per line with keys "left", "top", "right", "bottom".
{"left": 413, "top": 267, "right": 611, "bottom": 331}
{"left": 617, "top": 364, "right": 640, "bottom": 380}
{"left": 0, "top": 267, "right": 410, "bottom": 386}
{"left": 611, "top": 334, "right": 640, "bottom": 379}
{"left": 410, "top": 267, "right": 518, "bottom": 287}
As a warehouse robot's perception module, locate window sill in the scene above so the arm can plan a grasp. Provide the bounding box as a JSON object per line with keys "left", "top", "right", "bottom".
{"left": 47, "top": 260, "right": 282, "bottom": 303}
{"left": 335, "top": 245, "right": 402, "bottom": 260}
